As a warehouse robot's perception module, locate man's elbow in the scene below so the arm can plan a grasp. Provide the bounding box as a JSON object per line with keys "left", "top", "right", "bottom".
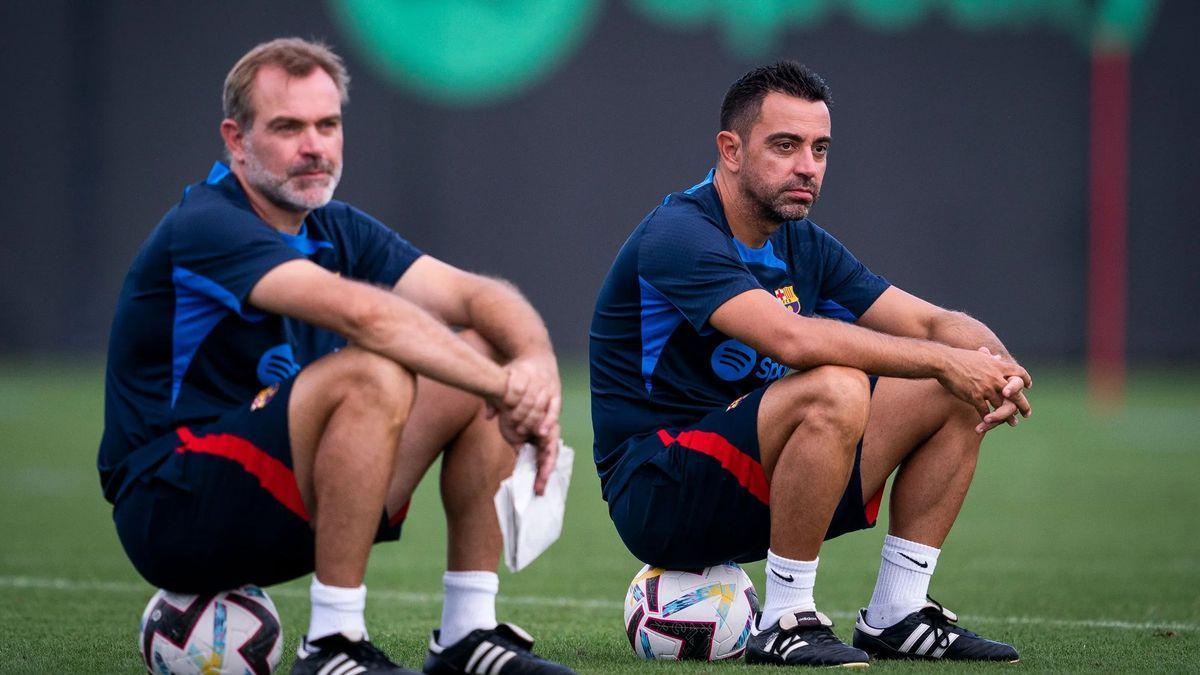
{"left": 930, "top": 309, "right": 974, "bottom": 339}
{"left": 476, "top": 275, "right": 524, "bottom": 306}
{"left": 772, "top": 325, "right": 823, "bottom": 371}
{"left": 339, "top": 290, "right": 396, "bottom": 347}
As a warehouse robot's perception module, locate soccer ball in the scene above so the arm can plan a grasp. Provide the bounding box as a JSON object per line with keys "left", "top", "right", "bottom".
{"left": 139, "top": 585, "right": 283, "bottom": 674}
{"left": 623, "top": 563, "right": 759, "bottom": 661}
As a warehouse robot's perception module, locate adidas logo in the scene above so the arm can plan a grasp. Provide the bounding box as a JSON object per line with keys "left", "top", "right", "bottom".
{"left": 465, "top": 639, "right": 518, "bottom": 675}
{"left": 315, "top": 652, "right": 368, "bottom": 675}
{"left": 768, "top": 634, "right": 810, "bottom": 659}
{"left": 896, "top": 623, "right": 959, "bottom": 658}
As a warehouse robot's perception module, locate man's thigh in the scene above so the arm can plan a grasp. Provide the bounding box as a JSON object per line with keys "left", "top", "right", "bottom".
{"left": 608, "top": 386, "right": 879, "bottom": 568}
{"left": 114, "top": 377, "right": 400, "bottom": 593}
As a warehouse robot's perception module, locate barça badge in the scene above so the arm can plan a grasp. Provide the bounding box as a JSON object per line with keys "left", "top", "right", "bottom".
{"left": 774, "top": 285, "right": 801, "bottom": 314}
{"left": 726, "top": 392, "right": 750, "bottom": 411}
{"left": 251, "top": 383, "right": 280, "bottom": 411}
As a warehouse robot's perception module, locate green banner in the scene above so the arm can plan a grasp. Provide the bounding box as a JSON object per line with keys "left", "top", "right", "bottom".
{"left": 631, "top": 0, "right": 1161, "bottom": 56}
{"left": 329, "top": 0, "right": 601, "bottom": 105}
{"left": 331, "top": 0, "right": 1159, "bottom": 106}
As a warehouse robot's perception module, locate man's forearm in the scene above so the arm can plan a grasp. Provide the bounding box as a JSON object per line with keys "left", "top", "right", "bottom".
{"left": 714, "top": 290, "right": 957, "bottom": 381}
{"left": 785, "top": 316, "right": 954, "bottom": 380}
{"left": 348, "top": 287, "right": 509, "bottom": 400}
{"left": 465, "top": 278, "right": 554, "bottom": 361}
{"left": 928, "top": 310, "right": 1013, "bottom": 361}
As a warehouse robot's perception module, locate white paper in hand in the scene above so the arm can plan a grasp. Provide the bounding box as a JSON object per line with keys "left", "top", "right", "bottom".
{"left": 494, "top": 441, "right": 573, "bottom": 572}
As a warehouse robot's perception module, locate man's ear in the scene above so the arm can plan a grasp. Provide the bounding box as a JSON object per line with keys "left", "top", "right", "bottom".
{"left": 716, "top": 130, "right": 742, "bottom": 173}
{"left": 219, "top": 119, "right": 246, "bottom": 164}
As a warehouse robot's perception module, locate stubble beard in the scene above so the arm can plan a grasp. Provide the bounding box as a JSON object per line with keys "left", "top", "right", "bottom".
{"left": 744, "top": 168, "right": 820, "bottom": 223}
{"left": 242, "top": 138, "right": 342, "bottom": 213}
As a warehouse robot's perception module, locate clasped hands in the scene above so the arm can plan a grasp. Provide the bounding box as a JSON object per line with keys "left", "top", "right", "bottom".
{"left": 938, "top": 345, "right": 1032, "bottom": 435}
{"left": 485, "top": 355, "right": 562, "bottom": 495}
{"left": 973, "top": 346, "right": 1032, "bottom": 434}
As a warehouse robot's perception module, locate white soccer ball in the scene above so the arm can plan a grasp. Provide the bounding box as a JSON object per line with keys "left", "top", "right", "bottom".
{"left": 623, "top": 563, "right": 759, "bottom": 661}
{"left": 139, "top": 585, "right": 283, "bottom": 674}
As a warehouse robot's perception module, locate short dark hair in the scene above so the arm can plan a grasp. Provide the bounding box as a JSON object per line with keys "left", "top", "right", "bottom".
{"left": 720, "top": 61, "right": 832, "bottom": 138}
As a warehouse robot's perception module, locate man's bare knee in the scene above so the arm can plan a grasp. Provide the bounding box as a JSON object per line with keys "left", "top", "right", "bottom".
{"left": 916, "top": 377, "right": 980, "bottom": 433}
{"left": 795, "top": 365, "right": 871, "bottom": 442}
{"left": 334, "top": 349, "right": 415, "bottom": 426}
{"left": 760, "top": 365, "right": 869, "bottom": 465}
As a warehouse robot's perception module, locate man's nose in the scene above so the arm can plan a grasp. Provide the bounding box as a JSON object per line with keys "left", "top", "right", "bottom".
{"left": 298, "top": 126, "right": 324, "bottom": 155}
{"left": 793, "top": 152, "right": 818, "bottom": 178}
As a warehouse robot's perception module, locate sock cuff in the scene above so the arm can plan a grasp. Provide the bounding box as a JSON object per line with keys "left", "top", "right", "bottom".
{"left": 766, "top": 549, "right": 819, "bottom": 572}
{"left": 882, "top": 535, "right": 940, "bottom": 574}
{"left": 443, "top": 570, "right": 500, "bottom": 592}
{"left": 311, "top": 577, "right": 367, "bottom": 606}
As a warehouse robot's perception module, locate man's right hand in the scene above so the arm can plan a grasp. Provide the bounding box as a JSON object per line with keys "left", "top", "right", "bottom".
{"left": 485, "top": 360, "right": 562, "bottom": 494}
{"left": 936, "top": 346, "right": 1032, "bottom": 424}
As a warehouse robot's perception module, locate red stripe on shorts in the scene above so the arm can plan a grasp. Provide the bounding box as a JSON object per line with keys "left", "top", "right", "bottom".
{"left": 657, "top": 428, "right": 770, "bottom": 505}
{"left": 864, "top": 484, "right": 884, "bottom": 525}
{"left": 388, "top": 499, "right": 411, "bottom": 528}
{"left": 175, "top": 427, "right": 310, "bottom": 521}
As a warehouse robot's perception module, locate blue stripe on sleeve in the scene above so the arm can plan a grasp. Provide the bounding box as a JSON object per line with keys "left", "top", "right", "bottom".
{"left": 638, "top": 276, "right": 684, "bottom": 394}
{"left": 170, "top": 266, "right": 266, "bottom": 405}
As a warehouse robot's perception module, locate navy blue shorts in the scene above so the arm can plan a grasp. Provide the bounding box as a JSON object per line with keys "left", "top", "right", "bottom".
{"left": 113, "top": 378, "right": 406, "bottom": 593}
{"left": 608, "top": 384, "right": 884, "bottom": 568}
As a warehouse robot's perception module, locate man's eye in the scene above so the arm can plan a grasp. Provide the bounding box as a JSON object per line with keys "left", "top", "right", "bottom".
{"left": 778, "top": 143, "right": 794, "bottom": 152}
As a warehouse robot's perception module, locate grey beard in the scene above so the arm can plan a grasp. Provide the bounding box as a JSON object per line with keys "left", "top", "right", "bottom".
{"left": 242, "top": 146, "right": 340, "bottom": 212}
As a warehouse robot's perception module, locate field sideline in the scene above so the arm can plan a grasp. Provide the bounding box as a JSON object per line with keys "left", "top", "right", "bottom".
{"left": 1, "top": 361, "right": 1197, "bottom": 672}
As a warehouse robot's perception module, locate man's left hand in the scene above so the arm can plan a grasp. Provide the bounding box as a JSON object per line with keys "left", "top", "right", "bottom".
{"left": 975, "top": 347, "right": 1033, "bottom": 433}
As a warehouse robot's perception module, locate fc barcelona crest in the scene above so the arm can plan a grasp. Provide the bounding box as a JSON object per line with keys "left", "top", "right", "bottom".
{"left": 250, "top": 383, "right": 280, "bottom": 411}
{"left": 774, "top": 285, "right": 801, "bottom": 314}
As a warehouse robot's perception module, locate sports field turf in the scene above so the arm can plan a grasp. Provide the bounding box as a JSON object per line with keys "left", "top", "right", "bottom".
{"left": 0, "top": 361, "right": 1196, "bottom": 672}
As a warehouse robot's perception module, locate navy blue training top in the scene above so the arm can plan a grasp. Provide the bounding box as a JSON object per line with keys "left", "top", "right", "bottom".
{"left": 589, "top": 170, "right": 890, "bottom": 500}
{"left": 98, "top": 162, "right": 422, "bottom": 503}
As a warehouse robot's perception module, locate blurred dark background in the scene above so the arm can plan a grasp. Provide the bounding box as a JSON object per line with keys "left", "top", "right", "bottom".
{"left": 2, "top": 0, "right": 1196, "bottom": 363}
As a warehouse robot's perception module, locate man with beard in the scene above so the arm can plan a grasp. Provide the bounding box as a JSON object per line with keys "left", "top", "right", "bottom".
{"left": 590, "top": 62, "right": 1031, "bottom": 667}
{"left": 100, "top": 38, "right": 573, "bottom": 675}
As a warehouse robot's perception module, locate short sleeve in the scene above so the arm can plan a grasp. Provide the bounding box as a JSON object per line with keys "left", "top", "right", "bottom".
{"left": 637, "top": 215, "right": 761, "bottom": 333}
{"left": 813, "top": 226, "right": 890, "bottom": 319}
{"left": 169, "top": 207, "right": 304, "bottom": 311}
{"left": 344, "top": 207, "right": 424, "bottom": 286}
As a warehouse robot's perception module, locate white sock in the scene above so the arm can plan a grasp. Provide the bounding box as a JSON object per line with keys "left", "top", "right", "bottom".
{"left": 759, "top": 550, "right": 819, "bottom": 629}
{"left": 865, "top": 534, "right": 941, "bottom": 628}
{"left": 439, "top": 571, "right": 499, "bottom": 646}
{"left": 307, "top": 576, "right": 368, "bottom": 643}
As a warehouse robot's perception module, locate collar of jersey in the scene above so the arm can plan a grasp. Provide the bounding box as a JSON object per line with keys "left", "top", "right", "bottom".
{"left": 203, "top": 161, "right": 329, "bottom": 254}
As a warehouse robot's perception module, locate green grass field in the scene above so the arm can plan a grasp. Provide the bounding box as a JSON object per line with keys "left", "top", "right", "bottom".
{"left": 1, "top": 361, "right": 1197, "bottom": 673}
